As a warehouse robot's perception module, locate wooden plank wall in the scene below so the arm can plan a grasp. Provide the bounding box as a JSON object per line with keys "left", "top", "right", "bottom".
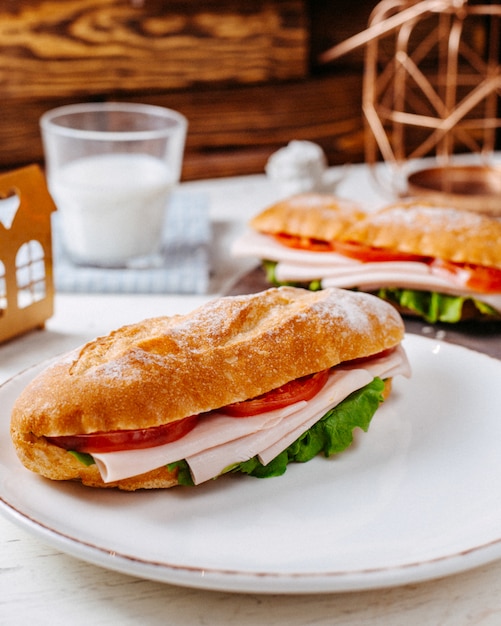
{"left": 0, "top": 0, "right": 375, "bottom": 180}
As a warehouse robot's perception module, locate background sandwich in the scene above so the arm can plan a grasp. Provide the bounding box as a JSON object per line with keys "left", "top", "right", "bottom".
{"left": 233, "top": 197, "right": 501, "bottom": 323}
{"left": 11, "top": 286, "right": 409, "bottom": 490}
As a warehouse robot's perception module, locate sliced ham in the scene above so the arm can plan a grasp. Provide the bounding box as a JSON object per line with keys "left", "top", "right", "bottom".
{"left": 321, "top": 266, "right": 472, "bottom": 293}
{"left": 92, "top": 401, "right": 307, "bottom": 483}
{"left": 92, "top": 346, "right": 410, "bottom": 485}
{"left": 257, "top": 345, "right": 410, "bottom": 466}
{"left": 275, "top": 260, "right": 429, "bottom": 282}
{"left": 232, "top": 231, "right": 501, "bottom": 312}
{"left": 322, "top": 269, "right": 501, "bottom": 310}
{"left": 186, "top": 369, "right": 373, "bottom": 484}
{"left": 231, "top": 231, "right": 356, "bottom": 266}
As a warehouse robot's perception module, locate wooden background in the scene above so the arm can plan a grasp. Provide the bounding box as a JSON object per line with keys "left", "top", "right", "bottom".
{"left": 2, "top": 0, "right": 495, "bottom": 182}
{"left": 0, "top": 0, "right": 376, "bottom": 181}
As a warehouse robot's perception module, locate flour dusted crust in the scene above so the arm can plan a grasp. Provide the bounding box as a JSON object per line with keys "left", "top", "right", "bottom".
{"left": 341, "top": 201, "right": 501, "bottom": 269}
{"left": 250, "top": 193, "right": 366, "bottom": 241}
{"left": 11, "top": 286, "right": 404, "bottom": 489}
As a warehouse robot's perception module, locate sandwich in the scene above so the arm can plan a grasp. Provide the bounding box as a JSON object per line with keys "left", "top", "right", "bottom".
{"left": 233, "top": 195, "right": 501, "bottom": 323}
{"left": 11, "top": 286, "right": 409, "bottom": 491}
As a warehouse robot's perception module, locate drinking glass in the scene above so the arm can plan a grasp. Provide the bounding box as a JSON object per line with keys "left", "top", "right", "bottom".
{"left": 40, "top": 102, "right": 188, "bottom": 267}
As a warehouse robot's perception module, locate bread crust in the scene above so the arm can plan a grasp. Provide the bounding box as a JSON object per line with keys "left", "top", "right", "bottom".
{"left": 250, "top": 193, "right": 366, "bottom": 241}
{"left": 11, "top": 430, "right": 179, "bottom": 489}
{"left": 341, "top": 200, "right": 501, "bottom": 269}
{"left": 10, "top": 287, "right": 404, "bottom": 489}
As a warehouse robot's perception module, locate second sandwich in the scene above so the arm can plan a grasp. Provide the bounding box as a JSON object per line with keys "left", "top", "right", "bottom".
{"left": 233, "top": 194, "right": 501, "bottom": 323}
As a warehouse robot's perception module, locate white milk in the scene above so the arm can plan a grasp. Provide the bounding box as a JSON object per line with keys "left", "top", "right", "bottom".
{"left": 50, "top": 153, "right": 174, "bottom": 266}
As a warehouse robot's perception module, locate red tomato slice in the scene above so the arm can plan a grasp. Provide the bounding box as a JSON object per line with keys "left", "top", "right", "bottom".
{"left": 432, "top": 259, "right": 501, "bottom": 293}
{"left": 332, "top": 240, "right": 431, "bottom": 263}
{"left": 273, "top": 233, "right": 334, "bottom": 252}
{"left": 221, "top": 369, "right": 330, "bottom": 417}
{"left": 273, "top": 232, "right": 431, "bottom": 262}
{"left": 47, "top": 414, "right": 199, "bottom": 454}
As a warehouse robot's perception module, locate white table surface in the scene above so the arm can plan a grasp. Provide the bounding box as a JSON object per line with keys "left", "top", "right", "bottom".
{"left": 2, "top": 164, "right": 501, "bottom": 626}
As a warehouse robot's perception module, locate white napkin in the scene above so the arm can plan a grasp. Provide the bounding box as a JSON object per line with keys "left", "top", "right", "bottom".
{"left": 52, "top": 191, "right": 211, "bottom": 294}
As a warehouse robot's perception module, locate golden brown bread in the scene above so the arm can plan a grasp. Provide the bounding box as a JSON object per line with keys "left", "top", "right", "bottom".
{"left": 11, "top": 286, "right": 404, "bottom": 489}
{"left": 340, "top": 200, "right": 501, "bottom": 269}
{"left": 250, "top": 192, "right": 366, "bottom": 241}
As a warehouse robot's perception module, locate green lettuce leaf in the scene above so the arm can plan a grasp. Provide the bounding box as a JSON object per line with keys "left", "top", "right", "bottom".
{"left": 167, "top": 459, "right": 195, "bottom": 486}
{"left": 230, "top": 377, "right": 385, "bottom": 479}
{"left": 68, "top": 450, "right": 95, "bottom": 466}
{"left": 376, "top": 287, "right": 500, "bottom": 323}
{"left": 170, "top": 377, "right": 386, "bottom": 485}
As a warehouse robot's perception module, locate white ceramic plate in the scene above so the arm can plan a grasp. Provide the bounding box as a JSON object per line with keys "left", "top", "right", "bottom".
{"left": 2, "top": 334, "right": 501, "bottom": 594}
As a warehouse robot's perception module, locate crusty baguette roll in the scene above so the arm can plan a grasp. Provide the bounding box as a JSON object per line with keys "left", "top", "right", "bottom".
{"left": 11, "top": 286, "right": 404, "bottom": 490}
{"left": 340, "top": 200, "right": 501, "bottom": 269}
{"left": 250, "top": 192, "right": 366, "bottom": 241}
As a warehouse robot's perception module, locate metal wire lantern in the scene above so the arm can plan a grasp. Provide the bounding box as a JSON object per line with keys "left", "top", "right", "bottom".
{"left": 321, "top": 0, "right": 501, "bottom": 209}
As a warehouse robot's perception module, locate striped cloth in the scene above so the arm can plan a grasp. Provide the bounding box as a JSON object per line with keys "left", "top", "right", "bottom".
{"left": 52, "top": 191, "right": 210, "bottom": 294}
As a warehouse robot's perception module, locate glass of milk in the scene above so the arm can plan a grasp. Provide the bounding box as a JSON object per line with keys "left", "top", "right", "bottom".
{"left": 40, "top": 102, "right": 188, "bottom": 267}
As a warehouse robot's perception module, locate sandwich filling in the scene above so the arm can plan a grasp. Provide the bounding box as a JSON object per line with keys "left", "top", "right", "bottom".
{"left": 233, "top": 228, "right": 501, "bottom": 322}
{"left": 48, "top": 345, "right": 410, "bottom": 485}
{"left": 11, "top": 286, "right": 408, "bottom": 489}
